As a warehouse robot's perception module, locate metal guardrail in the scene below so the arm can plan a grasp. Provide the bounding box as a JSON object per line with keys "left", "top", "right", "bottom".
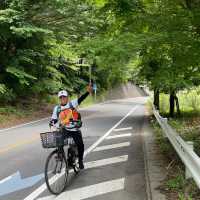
{"left": 153, "top": 106, "right": 200, "bottom": 189}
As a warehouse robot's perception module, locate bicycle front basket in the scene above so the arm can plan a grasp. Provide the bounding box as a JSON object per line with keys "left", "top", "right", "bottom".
{"left": 40, "top": 131, "right": 64, "bottom": 148}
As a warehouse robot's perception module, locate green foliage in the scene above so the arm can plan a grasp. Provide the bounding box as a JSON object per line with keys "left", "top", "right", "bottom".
{"left": 0, "top": 84, "right": 7, "bottom": 94}
{"left": 159, "top": 88, "right": 200, "bottom": 114}
{"left": 1, "top": 0, "right": 200, "bottom": 110}
{"left": 0, "top": 0, "right": 102, "bottom": 103}
{"left": 167, "top": 174, "right": 186, "bottom": 190}
{"left": 6, "top": 66, "right": 37, "bottom": 85}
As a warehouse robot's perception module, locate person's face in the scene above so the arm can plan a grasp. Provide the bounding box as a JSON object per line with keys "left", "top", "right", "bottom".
{"left": 59, "top": 96, "right": 68, "bottom": 105}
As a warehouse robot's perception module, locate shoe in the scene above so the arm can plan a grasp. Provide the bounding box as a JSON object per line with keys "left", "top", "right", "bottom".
{"left": 79, "top": 160, "right": 84, "bottom": 169}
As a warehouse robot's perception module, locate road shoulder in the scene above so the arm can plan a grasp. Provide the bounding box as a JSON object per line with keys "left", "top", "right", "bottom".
{"left": 142, "top": 112, "right": 167, "bottom": 200}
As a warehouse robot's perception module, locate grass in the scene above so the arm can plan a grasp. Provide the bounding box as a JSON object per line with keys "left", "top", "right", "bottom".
{"left": 150, "top": 87, "right": 200, "bottom": 156}
{"left": 151, "top": 117, "right": 200, "bottom": 200}
{"left": 159, "top": 88, "right": 200, "bottom": 115}
{"left": 166, "top": 174, "right": 186, "bottom": 190}
{"left": 150, "top": 87, "right": 200, "bottom": 199}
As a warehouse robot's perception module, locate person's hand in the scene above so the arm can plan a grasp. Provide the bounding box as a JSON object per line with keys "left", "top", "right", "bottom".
{"left": 87, "top": 84, "right": 93, "bottom": 94}
{"left": 49, "top": 119, "right": 55, "bottom": 127}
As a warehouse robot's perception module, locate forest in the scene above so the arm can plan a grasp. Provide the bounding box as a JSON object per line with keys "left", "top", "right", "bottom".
{"left": 1, "top": 0, "right": 200, "bottom": 117}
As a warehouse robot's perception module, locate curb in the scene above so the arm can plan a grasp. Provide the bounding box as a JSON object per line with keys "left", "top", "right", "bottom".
{"left": 142, "top": 113, "right": 167, "bottom": 200}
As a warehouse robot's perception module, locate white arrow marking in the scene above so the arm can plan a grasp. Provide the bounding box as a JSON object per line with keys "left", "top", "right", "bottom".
{"left": 37, "top": 178, "right": 125, "bottom": 200}
{"left": 113, "top": 127, "right": 133, "bottom": 132}
{"left": 0, "top": 172, "right": 44, "bottom": 196}
{"left": 93, "top": 142, "right": 130, "bottom": 152}
{"left": 0, "top": 175, "right": 13, "bottom": 184}
{"left": 106, "top": 133, "right": 132, "bottom": 140}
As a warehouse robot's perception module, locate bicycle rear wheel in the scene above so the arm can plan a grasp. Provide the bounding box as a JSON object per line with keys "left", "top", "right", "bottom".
{"left": 45, "top": 148, "right": 69, "bottom": 195}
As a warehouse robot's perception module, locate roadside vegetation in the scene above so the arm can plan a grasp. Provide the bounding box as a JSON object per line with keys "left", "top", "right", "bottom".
{"left": 0, "top": 91, "right": 107, "bottom": 128}
{"left": 151, "top": 117, "right": 200, "bottom": 200}
{"left": 158, "top": 88, "right": 200, "bottom": 157}
{"left": 1, "top": 0, "right": 200, "bottom": 126}
{"left": 2, "top": 0, "right": 200, "bottom": 119}
{"left": 150, "top": 87, "right": 200, "bottom": 200}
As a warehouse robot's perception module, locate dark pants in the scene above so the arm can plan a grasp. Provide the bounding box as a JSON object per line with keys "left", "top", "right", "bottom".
{"left": 63, "top": 129, "right": 84, "bottom": 161}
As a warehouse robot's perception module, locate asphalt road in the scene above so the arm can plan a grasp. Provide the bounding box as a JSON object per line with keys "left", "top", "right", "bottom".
{"left": 0, "top": 84, "right": 149, "bottom": 200}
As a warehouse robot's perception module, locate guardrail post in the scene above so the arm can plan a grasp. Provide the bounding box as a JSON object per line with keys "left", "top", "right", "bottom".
{"left": 185, "top": 141, "right": 194, "bottom": 179}
{"left": 161, "top": 117, "right": 168, "bottom": 138}
{"left": 162, "top": 117, "right": 168, "bottom": 123}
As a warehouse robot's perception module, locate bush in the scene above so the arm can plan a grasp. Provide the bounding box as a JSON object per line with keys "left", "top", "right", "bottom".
{"left": 0, "top": 87, "right": 16, "bottom": 104}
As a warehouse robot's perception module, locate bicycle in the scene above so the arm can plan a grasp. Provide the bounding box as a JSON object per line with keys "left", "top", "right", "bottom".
{"left": 40, "top": 122, "right": 80, "bottom": 195}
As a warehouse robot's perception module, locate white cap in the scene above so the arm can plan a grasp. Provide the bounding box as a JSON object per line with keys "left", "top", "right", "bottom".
{"left": 58, "top": 90, "right": 68, "bottom": 98}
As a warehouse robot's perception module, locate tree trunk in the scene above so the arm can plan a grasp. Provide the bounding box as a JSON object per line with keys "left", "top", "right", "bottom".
{"left": 153, "top": 88, "right": 160, "bottom": 110}
{"left": 169, "top": 91, "right": 175, "bottom": 117}
{"left": 174, "top": 95, "right": 181, "bottom": 116}
{"left": 185, "top": 0, "right": 192, "bottom": 9}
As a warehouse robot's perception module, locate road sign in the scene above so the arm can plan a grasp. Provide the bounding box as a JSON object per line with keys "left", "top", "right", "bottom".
{"left": 93, "top": 83, "right": 97, "bottom": 91}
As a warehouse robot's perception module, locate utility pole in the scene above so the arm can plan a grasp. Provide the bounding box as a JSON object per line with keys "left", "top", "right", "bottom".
{"left": 89, "top": 66, "right": 92, "bottom": 84}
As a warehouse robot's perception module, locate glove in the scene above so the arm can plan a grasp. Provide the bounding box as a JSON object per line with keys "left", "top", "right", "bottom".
{"left": 49, "top": 119, "right": 57, "bottom": 127}
{"left": 49, "top": 120, "right": 54, "bottom": 127}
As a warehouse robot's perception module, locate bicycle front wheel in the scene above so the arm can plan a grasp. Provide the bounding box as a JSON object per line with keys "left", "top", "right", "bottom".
{"left": 45, "top": 149, "right": 69, "bottom": 195}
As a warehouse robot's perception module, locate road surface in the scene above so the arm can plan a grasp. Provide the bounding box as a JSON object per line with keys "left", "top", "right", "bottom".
{"left": 0, "top": 84, "right": 149, "bottom": 200}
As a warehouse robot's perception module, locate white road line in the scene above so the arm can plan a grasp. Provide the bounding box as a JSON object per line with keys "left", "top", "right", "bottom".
{"left": 106, "top": 133, "right": 132, "bottom": 140}
{"left": 35, "top": 156, "right": 127, "bottom": 200}
{"left": 46, "top": 155, "right": 128, "bottom": 187}
{"left": 24, "top": 154, "right": 128, "bottom": 200}
{"left": 93, "top": 142, "right": 130, "bottom": 152}
{"left": 24, "top": 105, "right": 138, "bottom": 200}
{"left": 0, "top": 117, "right": 49, "bottom": 133}
{"left": 37, "top": 196, "right": 54, "bottom": 200}
{"left": 58, "top": 178, "right": 125, "bottom": 200}
{"left": 37, "top": 178, "right": 125, "bottom": 200}
{"left": 84, "top": 106, "right": 138, "bottom": 156}
{"left": 113, "top": 127, "right": 133, "bottom": 132}
{"left": 85, "top": 155, "right": 128, "bottom": 168}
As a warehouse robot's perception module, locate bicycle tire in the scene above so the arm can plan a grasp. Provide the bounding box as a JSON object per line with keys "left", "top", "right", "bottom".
{"left": 45, "top": 149, "right": 69, "bottom": 195}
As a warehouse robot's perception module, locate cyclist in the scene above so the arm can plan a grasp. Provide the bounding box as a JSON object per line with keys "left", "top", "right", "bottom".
{"left": 49, "top": 85, "right": 93, "bottom": 169}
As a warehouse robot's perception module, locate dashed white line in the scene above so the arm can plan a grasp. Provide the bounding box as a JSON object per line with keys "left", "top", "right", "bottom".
{"left": 106, "top": 133, "right": 132, "bottom": 140}
{"left": 37, "top": 178, "right": 125, "bottom": 200}
{"left": 85, "top": 155, "right": 128, "bottom": 168}
{"left": 93, "top": 142, "right": 130, "bottom": 152}
{"left": 113, "top": 127, "right": 133, "bottom": 132}
{"left": 84, "top": 106, "right": 138, "bottom": 156}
